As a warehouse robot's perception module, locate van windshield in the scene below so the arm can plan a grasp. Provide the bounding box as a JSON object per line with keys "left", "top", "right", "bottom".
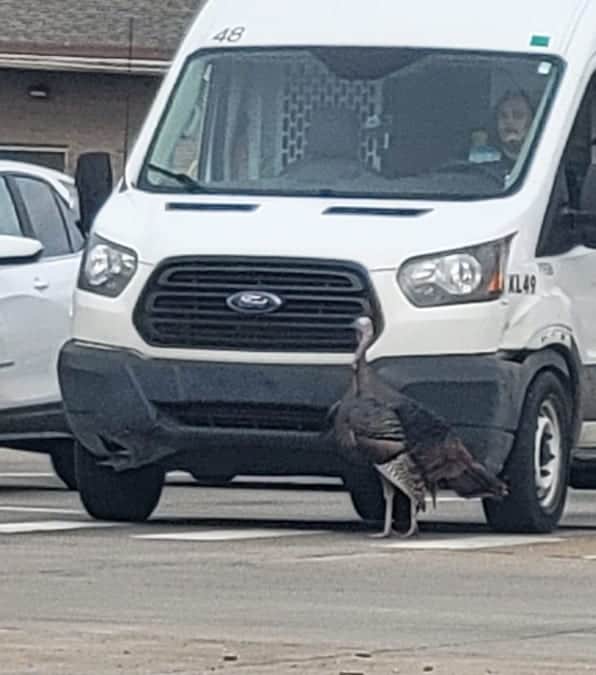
{"left": 139, "top": 47, "right": 560, "bottom": 200}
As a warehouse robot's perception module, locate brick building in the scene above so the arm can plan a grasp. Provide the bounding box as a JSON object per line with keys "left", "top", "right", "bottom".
{"left": 0, "top": 0, "right": 204, "bottom": 176}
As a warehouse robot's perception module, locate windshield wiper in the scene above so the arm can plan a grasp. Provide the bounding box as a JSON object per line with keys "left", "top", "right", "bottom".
{"left": 146, "top": 163, "right": 206, "bottom": 192}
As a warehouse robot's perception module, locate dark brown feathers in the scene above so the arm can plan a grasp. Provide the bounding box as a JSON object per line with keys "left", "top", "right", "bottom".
{"left": 336, "top": 393, "right": 407, "bottom": 465}
{"left": 330, "top": 324, "right": 508, "bottom": 501}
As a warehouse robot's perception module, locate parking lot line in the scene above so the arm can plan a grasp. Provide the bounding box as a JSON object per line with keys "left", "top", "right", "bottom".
{"left": 133, "top": 528, "right": 325, "bottom": 542}
{"left": 0, "top": 472, "right": 55, "bottom": 478}
{"left": 377, "top": 534, "right": 563, "bottom": 550}
{"left": 0, "top": 506, "right": 82, "bottom": 515}
{"left": 0, "top": 520, "right": 118, "bottom": 534}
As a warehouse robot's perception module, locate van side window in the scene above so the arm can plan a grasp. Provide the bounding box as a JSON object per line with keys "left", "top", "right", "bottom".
{"left": 537, "top": 76, "right": 595, "bottom": 256}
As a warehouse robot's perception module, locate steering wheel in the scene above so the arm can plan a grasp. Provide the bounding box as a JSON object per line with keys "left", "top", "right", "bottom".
{"left": 431, "top": 160, "right": 506, "bottom": 187}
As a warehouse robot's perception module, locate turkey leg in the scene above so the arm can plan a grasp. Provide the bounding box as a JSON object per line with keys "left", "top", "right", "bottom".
{"left": 370, "top": 475, "right": 397, "bottom": 538}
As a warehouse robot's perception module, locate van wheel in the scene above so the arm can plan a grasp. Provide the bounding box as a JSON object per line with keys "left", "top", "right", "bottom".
{"left": 483, "top": 371, "right": 571, "bottom": 533}
{"left": 344, "top": 467, "right": 384, "bottom": 521}
{"left": 75, "top": 442, "right": 164, "bottom": 522}
{"left": 344, "top": 466, "right": 411, "bottom": 529}
{"left": 49, "top": 442, "right": 77, "bottom": 490}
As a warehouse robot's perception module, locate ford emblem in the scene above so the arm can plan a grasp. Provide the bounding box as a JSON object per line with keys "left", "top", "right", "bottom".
{"left": 226, "top": 290, "right": 284, "bottom": 315}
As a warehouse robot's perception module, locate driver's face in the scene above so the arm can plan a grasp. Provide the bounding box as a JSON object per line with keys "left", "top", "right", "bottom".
{"left": 497, "top": 96, "right": 533, "bottom": 159}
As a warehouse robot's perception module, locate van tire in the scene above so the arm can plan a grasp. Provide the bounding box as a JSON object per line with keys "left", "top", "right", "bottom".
{"left": 49, "top": 442, "right": 77, "bottom": 491}
{"left": 344, "top": 467, "right": 384, "bottom": 521}
{"left": 344, "top": 466, "right": 411, "bottom": 530}
{"left": 75, "top": 442, "right": 164, "bottom": 522}
{"left": 483, "top": 371, "right": 571, "bottom": 534}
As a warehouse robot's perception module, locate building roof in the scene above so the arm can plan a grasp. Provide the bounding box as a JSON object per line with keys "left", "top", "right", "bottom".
{"left": 0, "top": 0, "right": 205, "bottom": 74}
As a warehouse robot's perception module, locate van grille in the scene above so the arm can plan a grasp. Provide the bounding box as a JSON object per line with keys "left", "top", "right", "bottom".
{"left": 134, "top": 257, "right": 379, "bottom": 352}
{"left": 155, "top": 402, "right": 328, "bottom": 432}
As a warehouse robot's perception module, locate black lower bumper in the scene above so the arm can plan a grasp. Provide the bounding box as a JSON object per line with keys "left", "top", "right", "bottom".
{"left": 58, "top": 341, "right": 522, "bottom": 474}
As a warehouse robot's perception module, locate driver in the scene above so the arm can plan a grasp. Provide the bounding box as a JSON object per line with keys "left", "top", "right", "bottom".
{"left": 469, "top": 91, "right": 535, "bottom": 173}
{"left": 495, "top": 91, "right": 534, "bottom": 165}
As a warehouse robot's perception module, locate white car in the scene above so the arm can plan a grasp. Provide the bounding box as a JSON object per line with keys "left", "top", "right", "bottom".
{"left": 0, "top": 161, "right": 83, "bottom": 489}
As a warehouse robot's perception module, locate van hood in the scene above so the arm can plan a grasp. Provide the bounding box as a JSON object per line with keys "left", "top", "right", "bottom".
{"left": 94, "top": 190, "right": 523, "bottom": 270}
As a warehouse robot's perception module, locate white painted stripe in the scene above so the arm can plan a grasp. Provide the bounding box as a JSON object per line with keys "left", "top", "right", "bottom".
{"left": 0, "top": 506, "right": 82, "bottom": 515}
{"left": 166, "top": 473, "right": 344, "bottom": 487}
{"left": 0, "top": 520, "right": 117, "bottom": 534}
{"left": 231, "top": 476, "right": 343, "bottom": 486}
{"left": 427, "top": 497, "right": 469, "bottom": 503}
{"left": 0, "top": 473, "right": 55, "bottom": 478}
{"left": 296, "top": 553, "right": 378, "bottom": 562}
{"left": 167, "top": 471, "right": 196, "bottom": 480}
{"left": 583, "top": 555, "right": 596, "bottom": 561}
{"left": 378, "top": 535, "right": 562, "bottom": 550}
{"left": 134, "top": 528, "right": 324, "bottom": 542}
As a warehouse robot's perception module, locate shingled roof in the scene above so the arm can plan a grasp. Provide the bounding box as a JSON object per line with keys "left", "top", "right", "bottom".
{"left": 0, "top": 0, "right": 205, "bottom": 74}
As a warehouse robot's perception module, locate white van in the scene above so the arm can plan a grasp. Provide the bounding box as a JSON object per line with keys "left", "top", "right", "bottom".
{"left": 59, "top": 0, "right": 596, "bottom": 530}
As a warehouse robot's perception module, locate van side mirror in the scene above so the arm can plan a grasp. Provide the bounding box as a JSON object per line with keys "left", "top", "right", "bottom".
{"left": 0, "top": 235, "right": 43, "bottom": 264}
{"left": 75, "top": 152, "right": 113, "bottom": 236}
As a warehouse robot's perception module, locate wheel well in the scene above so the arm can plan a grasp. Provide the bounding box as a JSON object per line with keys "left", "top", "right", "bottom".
{"left": 519, "top": 345, "right": 581, "bottom": 446}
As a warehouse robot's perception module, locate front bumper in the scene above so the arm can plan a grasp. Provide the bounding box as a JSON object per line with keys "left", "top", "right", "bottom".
{"left": 58, "top": 341, "right": 521, "bottom": 474}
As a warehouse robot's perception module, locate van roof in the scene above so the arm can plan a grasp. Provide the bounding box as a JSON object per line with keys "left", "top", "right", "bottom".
{"left": 189, "top": 0, "right": 590, "bottom": 58}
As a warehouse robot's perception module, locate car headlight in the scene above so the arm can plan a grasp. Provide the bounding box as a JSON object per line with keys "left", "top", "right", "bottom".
{"left": 398, "top": 237, "right": 511, "bottom": 307}
{"left": 78, "top": 234, "right": 138, "bottom": 297}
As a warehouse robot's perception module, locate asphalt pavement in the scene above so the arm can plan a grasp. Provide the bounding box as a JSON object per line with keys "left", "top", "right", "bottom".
{"left": 2, "top": 447, "right": 596, "bottom": 674}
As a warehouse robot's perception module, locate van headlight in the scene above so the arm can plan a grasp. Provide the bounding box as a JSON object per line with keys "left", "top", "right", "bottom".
{"left": 79, "top": 234, "right": 138, "bottom": 297}
{"left": 398, "top": 237, "right": 511, "bottom": 307}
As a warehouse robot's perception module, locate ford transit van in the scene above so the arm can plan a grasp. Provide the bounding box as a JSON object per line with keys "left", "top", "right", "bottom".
{"left": 59, "top": 0, "right": 596, "bottom": 532}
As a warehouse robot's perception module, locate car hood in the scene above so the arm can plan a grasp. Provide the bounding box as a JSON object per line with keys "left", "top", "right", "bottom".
{"left": 93, "top": 190, "right": 524, "bottom": 270}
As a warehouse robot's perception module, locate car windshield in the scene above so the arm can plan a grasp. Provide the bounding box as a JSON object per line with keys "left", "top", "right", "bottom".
{"left": 139, "top": 47, "right": 561, "bottom": 200}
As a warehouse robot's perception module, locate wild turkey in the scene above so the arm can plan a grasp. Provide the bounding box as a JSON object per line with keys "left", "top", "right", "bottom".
{"left": 329, "top": 316, "right": 508, "bottom": 537}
